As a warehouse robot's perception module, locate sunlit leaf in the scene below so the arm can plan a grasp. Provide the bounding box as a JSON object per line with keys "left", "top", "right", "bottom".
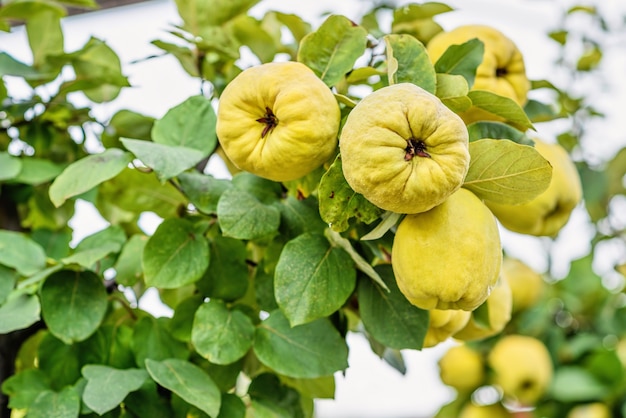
{"left": 28, "top": 387, "right": 80, "bottom": 418}
{"left": 82, "top": 366, "right": 148, "bottom": 415}
{"left": 0, "top": 152, "right": 22, "bottom": 181}
{"left": 145, "top": 358, "right": 221, "bottom": 417}
{"left": 0, "top": 230, "right": 47, "bottom": 276}
{"left": 216, "top": 188, "right": 280, "bottom": 240}
{"left": 467, "top": 90, "right": 534, "bottom": 130}
{"left": 297, "top": 14, "right": 368, "bottom": 87}
{"left": 0, "top": 292, "right": 40, "bottom": 333}
{"left": 384, "top": 34, "right": 436, "bottom": 93}
{"left": 434, "top": 38, "right": 483, "bottom": 88}
{"left": 49, "top": 148, "right": 132, "bottom": 207}
{"left": 464, "top": 139, "right": 552, "bottom": 205}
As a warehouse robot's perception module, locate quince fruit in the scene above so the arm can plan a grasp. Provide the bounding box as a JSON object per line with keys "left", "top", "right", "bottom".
{"left": 488, "top": 335, "right": 553, "bottom": 406}
{"left": 423, "top": 309, "right": 471, "bottom": 348}
{"left": 427, "top": 25, "right": 530, "bottom": 124}
{"left": 501, "top": 257, "right": 544, "bottom": 313}
{"left": 484, "top": 138, "right": 582, "bottom": 237}
{"left": 567, "top": 402, "right": 612, "bottom": 418}
{"left": 340, "top": 83, "right": 469, "bottom": 214}
{"left": 392, "top": 188, "right": 501, "bottom": 311}
{"left": 216, "top": 61, "right": 340, "bottom": 182}
{"left": 438, "top": 344, "right": 485, "bottom": 392}
{"left": 453, "top": 276, "right": 512, "bottom": 341}
{"left": 459, "top": 403, "right": 511, "bottom": 418}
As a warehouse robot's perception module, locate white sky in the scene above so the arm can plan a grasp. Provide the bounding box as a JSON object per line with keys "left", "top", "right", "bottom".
{"left": 2, "top": 1, "right": 626, "bottom": 416}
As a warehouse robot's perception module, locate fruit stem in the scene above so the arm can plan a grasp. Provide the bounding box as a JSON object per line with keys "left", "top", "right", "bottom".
{"left": 404, "top": 138, "right": 431, "bottom": 161}
{"left": 256, "top": 107, "right": 279, "bottom": 138}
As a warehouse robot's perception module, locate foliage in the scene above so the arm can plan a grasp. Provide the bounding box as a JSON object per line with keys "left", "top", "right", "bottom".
{"left": 0, "top": 1, "right": 625, "bottom": 417}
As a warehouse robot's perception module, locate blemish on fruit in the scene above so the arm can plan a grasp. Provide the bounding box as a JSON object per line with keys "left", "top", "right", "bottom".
{"left": 404, "top": 138, "right": 431, "bottom": 161}
{"left": 496, "top": 67, "right": 508, "bottom": 77}
{"left": 256, "top": 106, "right": 278, "bottom": 138}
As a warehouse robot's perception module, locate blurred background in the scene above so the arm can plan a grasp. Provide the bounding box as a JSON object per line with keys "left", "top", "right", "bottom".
{"left": 2, "top": 0, "right": 626, "bottom": 416}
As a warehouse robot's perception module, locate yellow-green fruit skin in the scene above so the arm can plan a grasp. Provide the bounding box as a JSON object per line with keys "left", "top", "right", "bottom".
{"left": 392, "top": 188, "right": 502, "bottom": 311}
{"left": 438, "top": 344, "right": 485, "bottom": 392}
{"left": 427, "top": 25, "right": 530, "bottom": 124}
{"left": 423, "top": 309, "right": 471, "bottom": 348}
{"left": 453, "top": 276, "right": 512, "bottom": 341}
{"left": 216, "top": 61, "right": 340, "bottom": 182}
{"left": 501, "top": 257, "right": 544, "bottom": 313}
{"left": 459, "top": 403, "right": 511, "bottom": 418}
{"left": 340, "top": 83, "right": 470, "bottom": 214}
{"left": 485, "top": 139, "right": 582, "bottom": 237}
{"left": 488, "top": 335, "right": 553, "bottom": 405}
{"left": 567, "top": 402, "right": 612, "bottom": 418}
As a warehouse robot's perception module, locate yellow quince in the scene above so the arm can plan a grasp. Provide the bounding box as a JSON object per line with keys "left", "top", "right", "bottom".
{"left": 484, "top": 138, "right": 582, "bottom": 237}
{"left": 459, "top": 403, "right": 512, "bottom": 418}
{"left": 488, "top": 335, "right": 553, "bottom": 406}
{"left": 427, "top": 25, "right": 530, "bottom": 124}
{"left": 567, "top": 403, "right": 612, "bottom": 418}
{"left": 392, "top": 188, "right": 502, "bottom": 311}
{"left": 216, "top": 61, "right": 340, "bottom": 182}
{"left": 453, "top": 276, "right": 512, "bottom": 341}
{"left": 423, "top": 309, "right": 471, "bottom": 348}
{"left": 438, "top": 344, "right": 485, "bottom": 393}
{"left": 501, "top": 257, "right": 545, "bottom": 313}
{"left": 340, "top": 83, "right": 469, "bottom": 214}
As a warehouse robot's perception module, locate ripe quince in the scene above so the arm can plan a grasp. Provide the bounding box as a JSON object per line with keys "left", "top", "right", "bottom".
{"left": 392, "top": 188, "right": 502, "bottom": 311}
{"left": 488, "top": 335, "right": 553, "bottom": 406}
{"left": 453, "top": 276, "right": 512, "bottom": 341}
{"left": 484, "top": 138, "right": 582, "bottom": 237}
{"left": 438, "top": 344, "right": 485, "bottom": 392}
{"left": 567, "top": 402, "right": 612, "bottom": 418}
{"left": 501, "top": 257, "right": 544, "bottom": 313}
{"left": 340, "top": 83, "right": 469, "bottom": 214}
{"left": 427, "top": 25, "right": 530, "bottom": 124}
{"left": 423, "top": 309, "right": 471, "bottom": 348}
{"left": 459, "top": 403, "right": 511, "bottom": 418}
{"left": 216, "top": 61, "right": 340, "bottom": 182}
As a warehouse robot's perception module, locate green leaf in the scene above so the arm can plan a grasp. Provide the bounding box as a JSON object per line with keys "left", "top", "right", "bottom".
{"left": 72, "top": 37, "right": 128, "bottom": 102}
{"left": 217, "top": 393, "right": 246, "bottom": 418}
{"left": 1, "top": 369, "right": 51, "bottom": 409}
{"left": 196, "top": 235, "right": 249, "bottom": 301}
{"left": 125, "top": 380, "right": 174, "bottom": 417}
{"left": 61, "top": 242, "right": 120, "bottom": 269}
{"left": 577, "top": 46, "right": 602, "bottom": 71}
{"left": 358, "top": 265, "right": 428, "bottom": 350}
{"left": 280, "top": 375, "right": 336, "bottom": 400}
{"left": 13, "top": 158, "right": 65, "bottom": 185}
{"left": 132, "top": 317, "right": 189, "bottom": 366}
{"left": 101, "top": 109, "right": 155, "bottom": 148}
{"left": 169, "top": 295, "right": 203, "bottom": 342}
{"left": 49, "top": 148, "right": 132, "bottom": 207}
{"left": 175, "top": 0, "right": 259, "bottom": 29}
{"left": 121, "top": 138, "right": 206, "bottom": 182}
{"left": 26, "top": 9, "right": 63, "bottom": 69}
{"left": 278, "top": 196, "right": 326, "bottom": 238}
{"left": 275, "top": 233, "right": 356, "bottom": 326}
{"left": 524, "top": 99, "right": 560, "bottom": 123}
{"left": 467, "top": 90, "right": 534, "bottom": 131}
{"left": 81, "top": 366, "right": 148, "bottom": 415}
{"left": 231, "top": 15, "right": 277, "bottom": 63}
{"left": 30, "top": 229, "right": 71, "bottom": 260}
{"left": 216, "top": 188, "right": 280, "bottom": 240}
{"left": 145, "top": 359, "right": 221, "bottom": 417}
{"left": 248, "top": 373, "right": 305, "bottom": 418}
{"left": 0, "top": 52, "right": 44, "bottom": 79}
{"left": 435, "top": 73, "right": 471, "bottom": 113}
{"left": 318, "top": 155, "right": 383, "bottom": 232}
{"left": 0, "top": 152, "right": 22, "bottom": 180}
{"left": 467, "top": 121, "right": 532, "bottom": 144}
{"left": 0, "top": 292, "right": 41, "bottom": 333}
{"left": 28, "top": 387, "right": 80, "bottom": 418}
{"left": 152, "top": 95, "right": 217, "bottom": 154}
{"left": 254, "top": 310, "right": 349, "bottom": 379}
{"left": 143, "top": 218, "right": 209, "bottom": 289}
{"left": 191, "top": 300, "right": 255, "bottom": 365}
{"left": 463, "top": 139, "right": 552, "bottom": 205}
{"left": 297, "top": 14, "right": 368, "bottom": 87}
{"left": 0, "top": 265, "right": 16, "bottom": 304}
{"left": 113, "top": 234, "right": 148, "bottom": 286}
{"left": 434, "top": 38, "right": 484, "bottom": 88}
{"left": 177, "top": 171, "right": 231, "bottom": 215}
{"left": 151, "top": 40, "right": 199, "bottom": 77}
{"left": 37, "top": 333, "right": 81, "bottom": 389}
{"left": 384, "top": 34, "right": 436, "bottom": 93}
{"left": 0, "top": 230, "right": 47, "bottom": 276}
{"left": 97, "top": 168, "right": 186, "bottom": 219}
{"left": 40, "top": 270, "right": 108, "bottom": 344}
{"left": 550, "top": 366, "right": 607, "bottom": 402}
